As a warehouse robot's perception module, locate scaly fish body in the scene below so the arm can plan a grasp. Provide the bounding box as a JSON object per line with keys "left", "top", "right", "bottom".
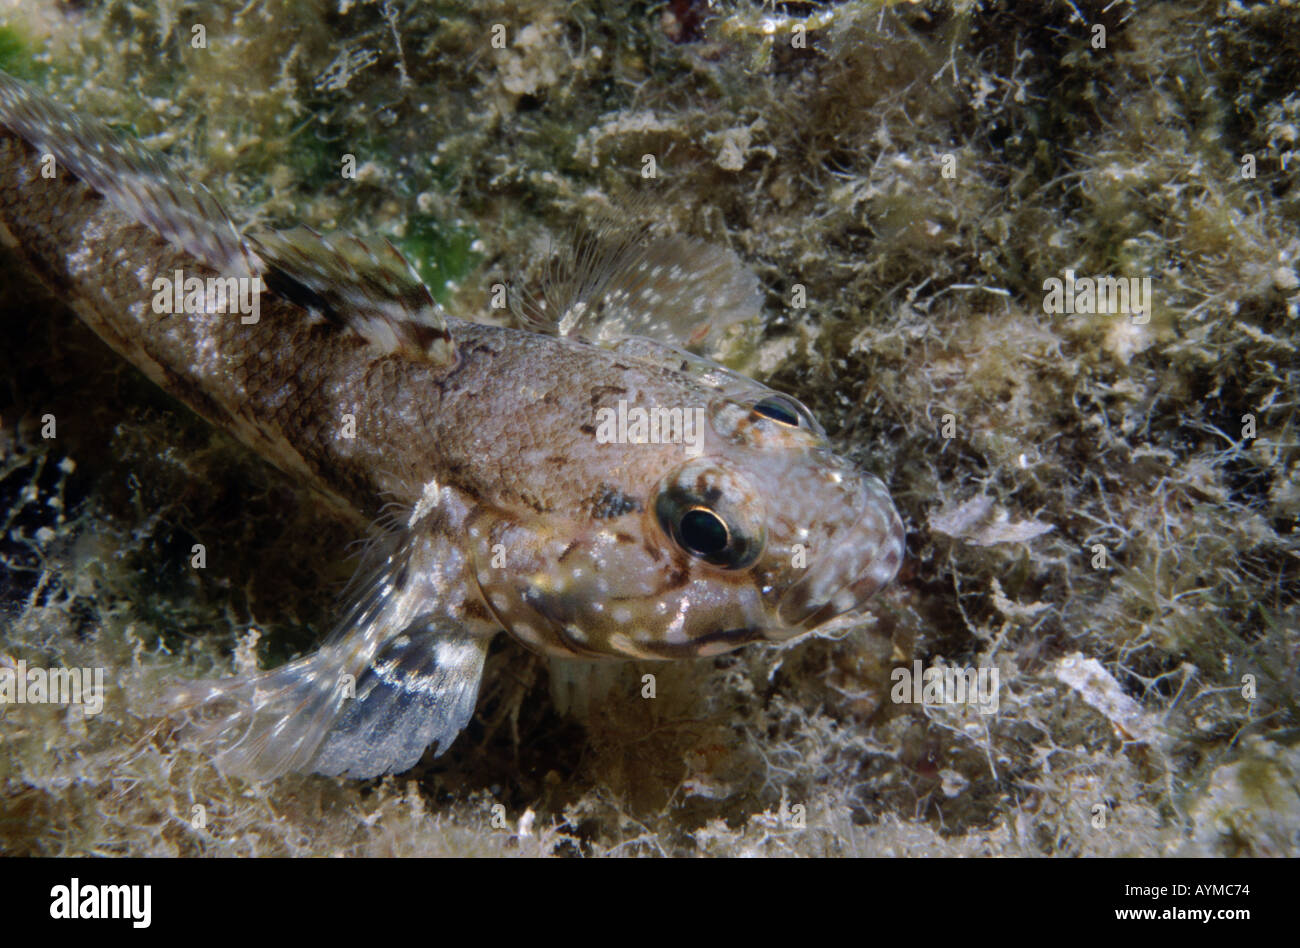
{"left": 0, "top": 71, "right": 904, "bottom": 779}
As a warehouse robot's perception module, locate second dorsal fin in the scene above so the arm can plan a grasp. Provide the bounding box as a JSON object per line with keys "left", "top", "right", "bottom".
{"left": 249, "top": 226, "right": 455, "bottom": 363}
{"left": 0, "top": 72, "right": 456, "bottom": 365}
{"left": 0, "top": 70, "right": 252, "bottom": 278}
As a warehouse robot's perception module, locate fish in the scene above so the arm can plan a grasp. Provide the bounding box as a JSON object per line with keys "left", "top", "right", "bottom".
{"left": 0, "top": 70, "right": 905, "bottom": 780}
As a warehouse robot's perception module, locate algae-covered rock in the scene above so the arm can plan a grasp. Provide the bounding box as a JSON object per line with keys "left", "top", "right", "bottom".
{"left": 1187, "top": 739, "right": 1300, "bottom": 857}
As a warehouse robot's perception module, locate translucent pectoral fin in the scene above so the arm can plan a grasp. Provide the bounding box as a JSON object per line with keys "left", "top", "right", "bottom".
{"left": 312, "top": 619, "right": 488, "bottom": 778}
{"left": 164, "top": 642, "right": 361, "bottom": 781}
{"left": 164, "top": 521, "right": 486, "bottom": 781}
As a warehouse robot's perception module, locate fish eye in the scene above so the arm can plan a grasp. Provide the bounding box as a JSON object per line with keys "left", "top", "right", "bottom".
{"left": 752, "top": 394, "right": 815, "bottom": 430}
{"left": 654, "top": 464, "right": 765, "bottom": 570}
{"left": 678, "top": 507, "right": 729, "bottom": 557}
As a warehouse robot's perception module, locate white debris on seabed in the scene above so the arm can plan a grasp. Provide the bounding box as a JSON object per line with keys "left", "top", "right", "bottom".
{"left": 1053, "top": 653, "right": 1162, "bottom": 746}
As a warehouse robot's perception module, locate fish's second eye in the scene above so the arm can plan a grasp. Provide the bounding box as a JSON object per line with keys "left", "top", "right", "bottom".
{"left": 753, "top": 396, "right": 801, "bottom": 426}
{"left": 679, "top": 507, "right": 729, "bottom": 557}
{"left": 752, "top": 394, "right": 821, "bottom": 433}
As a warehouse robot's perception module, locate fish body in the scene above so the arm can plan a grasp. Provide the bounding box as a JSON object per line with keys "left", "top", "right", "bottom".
{"left": 0, "top": 71, "right": 904, "bottom": 779}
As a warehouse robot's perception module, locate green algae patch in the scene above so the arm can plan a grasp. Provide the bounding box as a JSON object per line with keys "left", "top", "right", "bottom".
{"left": 396, "top": 214, "right": 483, "bottom": 305}
{"left": 0, "top": 25, "right": 40, "bottom": 80}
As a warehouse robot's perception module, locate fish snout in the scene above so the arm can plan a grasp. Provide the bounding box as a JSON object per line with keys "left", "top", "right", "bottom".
{"left": 775, "top": 469, "right": 904, "bottom": 631}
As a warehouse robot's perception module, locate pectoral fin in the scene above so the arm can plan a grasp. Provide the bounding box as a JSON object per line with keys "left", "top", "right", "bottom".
{"left": 164, "top": 517, "right": 489, "bottom": 781}
{"left": 312, "top": 619, "right": 488, "bottom": 778}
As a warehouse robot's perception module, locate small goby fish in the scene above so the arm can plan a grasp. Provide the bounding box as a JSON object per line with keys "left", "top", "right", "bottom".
{"left": 0, "top": 71, "right": 905, "bottom": 780}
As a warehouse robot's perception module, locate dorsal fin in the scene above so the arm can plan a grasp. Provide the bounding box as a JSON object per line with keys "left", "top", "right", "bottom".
{"left": 248, "top": 226, "right": 455, "bottom": 362}
{"left": 512, "top": 219, "right": 764, "bottom": 351}
{"left": 0, "top": 70, "right": 252, "bottom": 277}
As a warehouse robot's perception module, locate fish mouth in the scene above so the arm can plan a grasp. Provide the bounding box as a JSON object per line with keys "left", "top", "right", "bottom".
{"left": 775, "top": 471, "right": 905, "bottom": 632}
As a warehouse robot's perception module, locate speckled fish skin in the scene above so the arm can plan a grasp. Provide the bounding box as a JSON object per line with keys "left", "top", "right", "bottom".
{"left": 0, "top": 71, "right": 905, "bottom": 780}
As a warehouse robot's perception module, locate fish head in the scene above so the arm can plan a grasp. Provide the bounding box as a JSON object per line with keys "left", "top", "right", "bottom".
{"left": 472, "top": 340, "right": 905, "bottom": 660}
{"left": 647, "top": 386, "right": 906, "bottom": 646}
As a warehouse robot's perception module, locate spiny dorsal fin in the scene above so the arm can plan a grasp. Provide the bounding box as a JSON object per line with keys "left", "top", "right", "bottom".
{"left": 513, "top": 220, "right": 764, "bottom": 352}
{"left": 0, "top": 70, "right": 253, "bottom": 278}
{"left": 248, "top": 225, "right": 455, "bottom": 363}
